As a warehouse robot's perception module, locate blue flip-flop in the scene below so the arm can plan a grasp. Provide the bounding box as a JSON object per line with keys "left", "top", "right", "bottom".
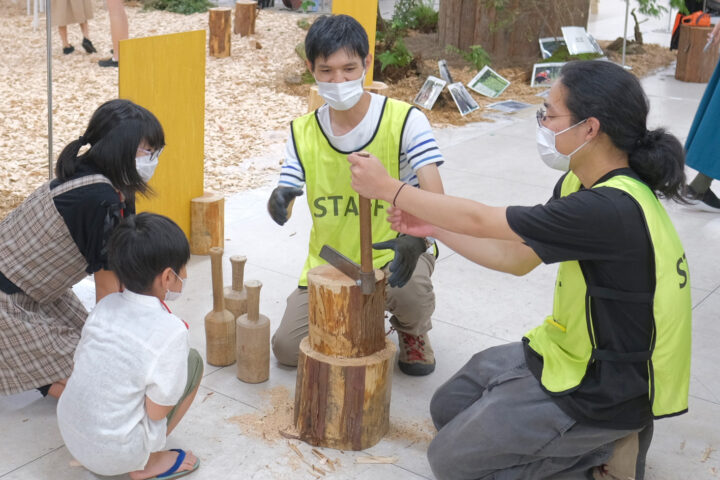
{"left": 151, "top": 449, "right": 200, "bottom": 480}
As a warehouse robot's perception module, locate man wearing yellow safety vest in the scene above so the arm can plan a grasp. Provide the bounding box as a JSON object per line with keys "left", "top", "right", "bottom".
{"left": 348, "top": 60, "right": 692, "bottom": 479}
{"left": 267, "top": 14, "right": 445, "bottom": 376}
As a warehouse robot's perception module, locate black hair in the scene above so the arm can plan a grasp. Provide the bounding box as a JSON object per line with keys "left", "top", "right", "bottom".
{"left": 108, "top": 213, "right": 190, "bottom": 294}
{"left": 305, "top": 14, "right": 369, "bottom": 69}
{"left": 560, "top": 61, "right": 686, "bottom": 201}
{"left": 55, "top": 99, "right": 165, "bottom": 198}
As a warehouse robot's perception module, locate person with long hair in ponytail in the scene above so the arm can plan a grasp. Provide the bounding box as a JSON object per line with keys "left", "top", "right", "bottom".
{"left": 348, "top": 60, "right": 692, "bottom": 480}
{"left": 0, "top": 99, "right": 164, "bottom": 400}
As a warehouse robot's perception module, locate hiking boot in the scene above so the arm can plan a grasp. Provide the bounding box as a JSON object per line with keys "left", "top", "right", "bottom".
{"left": 685, "top": 185, "right": 720, "bottom": 213}
{"left": 82, "top": 37, "right": 97, "bottom": 53}
{"left": 396, "top": 329, "right": 435, "bottom": 376}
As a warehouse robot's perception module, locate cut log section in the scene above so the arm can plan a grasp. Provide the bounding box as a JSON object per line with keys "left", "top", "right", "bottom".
{"left": 235, "top": 0, "right": 258, "bottom": 36}
{"left": 307, "top": 264, "right": 385, "bottom": 358}
{"left": 294, "top": 337, "right": 396, "bottom": 451}
{"left": 676, "top": 24, "right": 719, "bottom": 83}
{"left": 209, "top": 7, "right": 232, "bottom": 58}
{"left": 190, "top": 192, "right": 224, "bottom": 255}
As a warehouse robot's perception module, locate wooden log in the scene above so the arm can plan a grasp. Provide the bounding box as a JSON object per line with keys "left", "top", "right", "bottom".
{"left": 438, "top": 0, "right": 590, "bottom": 67}
{"left": 205, "top": 247, "right": 236, "bottom": 366}
{"left": 294, "top": 337, "right": 396, "bottom": 451}
{"left": 209, "top": 7, "right": 232, "bottom": 58}
{"left": 234, "top": 0, "right": 257, "bottom": 36}
{"left": 190, "top": 192, "right": 224, "bottom": 255}
{"left": 236, "top": 280, "right": 270, "bottom": 383}
{"left": 307, "top": 264, "right": 385, "bottom": 358}
{"left": 676, "top": 24, "right": 720, "bottom": 83}
{"left": 224, "top": 255, "right": 248, "bottom": 319}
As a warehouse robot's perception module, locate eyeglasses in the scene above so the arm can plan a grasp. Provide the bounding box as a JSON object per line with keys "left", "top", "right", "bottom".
{"left": 138, "top": 146, "right": 164, "bottom": 162}
{"left": 536, "top": 107, "right": 573, "bottom": 126}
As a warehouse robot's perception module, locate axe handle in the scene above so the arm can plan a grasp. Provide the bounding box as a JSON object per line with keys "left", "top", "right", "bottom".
{"left": 359, "top": 195, "right": 372, "bottom": 274}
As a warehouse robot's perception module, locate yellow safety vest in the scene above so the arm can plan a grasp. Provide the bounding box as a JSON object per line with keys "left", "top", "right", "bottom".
{"left": 291, "top": 97, "right": 414, "bottom": 286}
{"left": 524, "top": 172, "right": 692, "bottom": 418}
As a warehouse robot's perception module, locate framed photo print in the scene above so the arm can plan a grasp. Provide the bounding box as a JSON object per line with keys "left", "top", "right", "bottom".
{"left": 531, "top": 62, "right": 565, "bottom": 88}
{"left": 467, "top": 66, "right": 510, "bottom": 98}
{"left": 538, "top": 37, "right": 566, "bottom": 59}
{"left": 438, "top": 59, "right": 454, "bottom": 84}
{"left": 414, "top": 75, "right": 447, "bottom": 110}
{"left": 448, "top": 82, "right": 479, "bottom": 116}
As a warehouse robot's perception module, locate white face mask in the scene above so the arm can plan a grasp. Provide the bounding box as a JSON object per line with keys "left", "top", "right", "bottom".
{"left": 135, "top": 147, "right": 163, "bottom": 182}
{"left": 316, "top": 71, "right": 366, "bottom": 111}
{"left": 164, "top": 270, "right": 184, "bottom": 302}
{"left": 536, "top": 119, "right": 589, "bottom": 171}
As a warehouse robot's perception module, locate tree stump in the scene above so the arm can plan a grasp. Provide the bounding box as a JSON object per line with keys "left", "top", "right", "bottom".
{"left": 190, "top": 192, "right": 224, "bottom": 255}
{"left": 438, "top": 0, "right": 590, "bottom": 67}
{"left": 676, "top": 24, "right": 720, "bottom": 83}
{"left": 209, "top": 7, "right": 232, "bottom": 58}
{"left": 234, "top": 0, "right": 257, "bottom": 36}
{"left": 294, "top": 264, "right": 395, "bottom": 451}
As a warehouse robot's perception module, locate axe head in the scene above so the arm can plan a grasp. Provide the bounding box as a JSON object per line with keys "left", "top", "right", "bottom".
{"left": 319, "top": 245, "right": 375, "bottom": 295}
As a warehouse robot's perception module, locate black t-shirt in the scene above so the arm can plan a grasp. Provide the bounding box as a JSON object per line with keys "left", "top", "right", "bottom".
{"left": 506, "top": 168, "right": 654, "bottom": 430}
{"left": 0, "top": 166, "right": 128, "bottom": 294}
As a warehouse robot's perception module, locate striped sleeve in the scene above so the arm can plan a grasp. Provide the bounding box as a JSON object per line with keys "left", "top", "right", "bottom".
{"left": 399, "top": 108, "right": 444, "bottom": 186}
{"left": 278, "top": 135, "right": 305, "bottom": 188}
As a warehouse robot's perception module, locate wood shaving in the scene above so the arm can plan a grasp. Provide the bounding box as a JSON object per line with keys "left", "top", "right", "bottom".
{"left": 355, "top": 455, "right": 399, "bottom": 464}
{"left": 227, "top": 385, "right": 294, "bottom": 443}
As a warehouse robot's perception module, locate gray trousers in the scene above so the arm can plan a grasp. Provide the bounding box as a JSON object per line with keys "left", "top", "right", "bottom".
{"left": 428, "top": 342, "right": 652, "bottom": 480}
{"left": 271, "top": 252, "right": 436, "bottom": 366}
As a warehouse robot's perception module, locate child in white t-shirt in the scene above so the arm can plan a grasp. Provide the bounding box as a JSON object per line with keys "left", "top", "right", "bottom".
{"left": 57, "top": 213, "right": 203, "bottom": 480}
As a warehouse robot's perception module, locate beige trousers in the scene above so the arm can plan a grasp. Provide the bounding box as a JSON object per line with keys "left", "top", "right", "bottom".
{"left": 271, "top": 252, "right": 436, "bottom": 366}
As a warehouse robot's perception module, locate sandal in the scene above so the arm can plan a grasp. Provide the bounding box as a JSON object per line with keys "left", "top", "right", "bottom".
{"left": 150, "top": 449, "right": 200, "bottom": 479}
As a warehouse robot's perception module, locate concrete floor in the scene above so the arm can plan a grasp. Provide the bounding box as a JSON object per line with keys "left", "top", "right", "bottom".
{"left": 2, "top": 2, "right": 720, "bottom": 479}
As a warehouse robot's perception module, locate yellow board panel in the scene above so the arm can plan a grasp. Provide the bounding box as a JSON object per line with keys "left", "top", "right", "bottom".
{"left": 332, "top": 0, "right": 378, "bottom": 85}
{"left": 118, "top": 30, "right": 206, "bottom": 237}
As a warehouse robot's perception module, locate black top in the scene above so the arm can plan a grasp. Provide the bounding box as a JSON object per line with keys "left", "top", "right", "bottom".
{"left": 0, "top": 165, "right": 128, "bottom": 294}
{"left": 506, "top": 168, "right": 654, "bottom": 430}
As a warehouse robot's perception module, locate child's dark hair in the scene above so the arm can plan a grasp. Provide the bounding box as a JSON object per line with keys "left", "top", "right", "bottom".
{"left": 56, "top": 99, "right": 165, "bottom": 198}
{"left": 560, "top": 61, "right": 686, "bottom": 201}
{"left": 108, "top": 213, "right": 190, "bottom": 294}
{"left": 305, "top": 14, "right": 369, "bottom": 69}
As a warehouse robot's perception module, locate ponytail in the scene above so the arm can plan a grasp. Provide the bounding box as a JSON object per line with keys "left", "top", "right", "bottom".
{"left": 628, "top": 128, "right": 686, "bottom": 202}
{"left": 55, "top": 137, "right": 88, "bottom": 180}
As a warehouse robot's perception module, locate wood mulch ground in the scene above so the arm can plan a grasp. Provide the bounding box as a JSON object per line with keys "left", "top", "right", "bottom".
{"left": 0, "top": 3, "right": 677, "bottom": 221}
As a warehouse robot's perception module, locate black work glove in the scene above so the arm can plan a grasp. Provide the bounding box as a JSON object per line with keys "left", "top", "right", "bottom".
{"left": 267, "top": 186, "right": 303, "bottom": 225}
{"left": 373, "top": 235, "right": 427, "bottom": 288}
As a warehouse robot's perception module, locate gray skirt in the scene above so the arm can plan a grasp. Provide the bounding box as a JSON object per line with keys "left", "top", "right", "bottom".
{"left": 0, "top": 289, "right": 87, "bottom": 395}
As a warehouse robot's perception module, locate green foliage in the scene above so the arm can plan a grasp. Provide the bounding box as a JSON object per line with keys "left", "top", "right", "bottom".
{"left": 446, "top": 44, "right": 492, "bottom": 70}
{"left": 301, "top": 70, "right": 315, "bottom": 84}
{"left": 540, "top": 46, "right": 603, "bottom": 63}
{"left": 635, "top": 0, "right": 687, "bottom": 17}
{"left": 297, "top": 18, "right": 311, "bottom": 31}
{"left": 141, "top": 0, "right": 211, "bottom": 14}
{"left": 377, "top": 37, "right": 414, "bottom": 71}
{"left": 391, "top": 0, "right": 438, "bottom": 33}
{"left": 300, "top": 0, "right": 315, "bottom": 13}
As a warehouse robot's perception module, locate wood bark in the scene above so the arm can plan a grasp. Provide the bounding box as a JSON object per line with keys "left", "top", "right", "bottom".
{"left": 205, "top": 247, "right": 236, "bottom": 366}
{"left": 190, "top": 192, "right": 224, "bottom": 255}
{"left": 306, "top": 264, "right": 385, "bottom": 358}
{"left": 234, "top": 0, "right": 258, "bottom": 36}
{"left": 236, "top": 280, "right": 270, "bottom": 383}
{"left": 676, "top": 24, "right": 719, "bottom": 83}
{"left": 209, "top": 7, "right": 232, "bottom": 58}
{"left": 438, "top": 0, "right": 591, "bottom": 67}
{"left": 294, "top": 337, "right": 396, "bottom": 450}
{"left": 224, "top": 255, "right": 248, "bottom": 319}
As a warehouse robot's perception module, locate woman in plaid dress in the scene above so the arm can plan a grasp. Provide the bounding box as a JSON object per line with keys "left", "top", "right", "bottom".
{"left": 0, "top": 99, "right": 165, "bottom": 398}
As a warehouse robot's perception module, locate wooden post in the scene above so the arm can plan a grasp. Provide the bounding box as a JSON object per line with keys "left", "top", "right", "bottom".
{"left": 205, "top": 247, "right": 236, "bottom": 366}
{"left": 294, "top": 264, "right": 395, "bottom": 450}
{"left": 236, "top": 280, "right": 270, "bottom": 383}
{"left": 438, "top": 0, "right": 590, "bottom": 66}
{"left": 676, "top": 24, "right": 720, "bottom": 83}
{"left": 234, "top": 0, "right": 257, "bottom": 36}
{"left": 224, "top": 255, "right": 248, "bottom": 318}
{"left": 190, "top": 192, "right": 224, "bottom": 255}
{"left": 209, "top": 7, "right": 232, "bottom": 58}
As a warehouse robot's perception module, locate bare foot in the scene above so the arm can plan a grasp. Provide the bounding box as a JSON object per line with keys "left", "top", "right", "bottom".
{"left": 129, "top": 450, "right": 197, "bottom": 480}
